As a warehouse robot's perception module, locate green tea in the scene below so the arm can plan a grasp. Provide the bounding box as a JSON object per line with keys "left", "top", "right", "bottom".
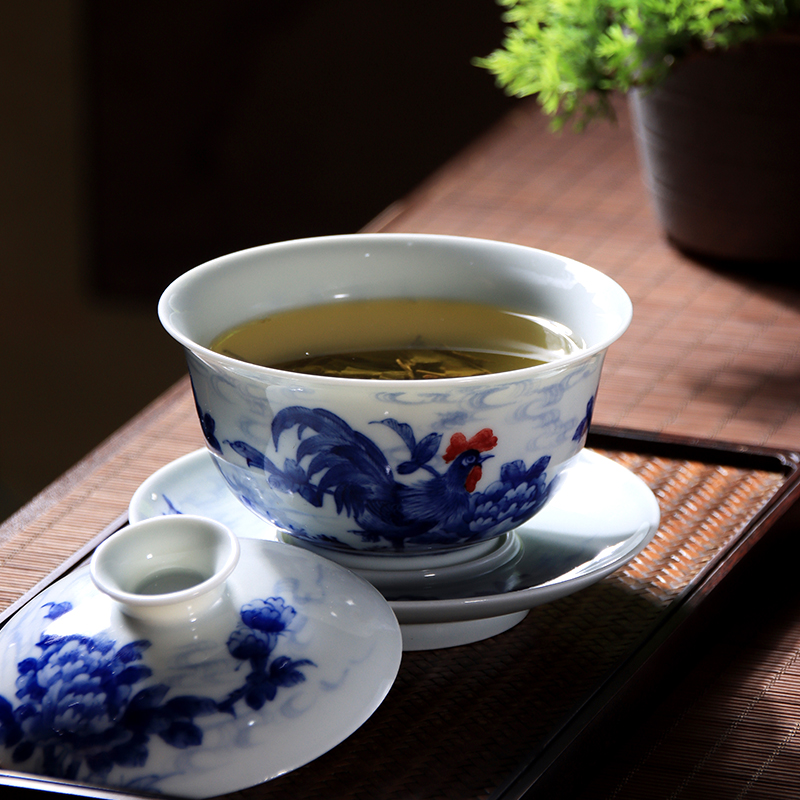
{"left": 210, "top": 298, "right": 583, "bottom": 380}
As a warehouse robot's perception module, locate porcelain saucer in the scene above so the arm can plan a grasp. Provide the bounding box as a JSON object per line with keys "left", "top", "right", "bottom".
{"left": 130, "top": 448, "right": 660, "bottom": 650}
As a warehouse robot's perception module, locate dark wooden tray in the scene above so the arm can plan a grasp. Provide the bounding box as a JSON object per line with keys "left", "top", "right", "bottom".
{"left": 2, "top": 427, "right": 799, "bottom": 800}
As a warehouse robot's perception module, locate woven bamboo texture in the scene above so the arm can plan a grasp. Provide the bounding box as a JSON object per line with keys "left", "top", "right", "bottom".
{"left": 0, "top": 381, "right": 203, "bottom": 618}
{"left": 573, "top": 588, "right": 800, "bottom": 800}
{"left": 571, "top": 499, "right": 800, "bottom": 800}
{"left": 2, "top": 95, "right": 800, "bottom": 798}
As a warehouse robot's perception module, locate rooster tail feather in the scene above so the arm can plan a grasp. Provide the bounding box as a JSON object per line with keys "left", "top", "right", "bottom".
{"left": 333, "top": 482, "right": 370, "bottom": 518}
{"left": 372, "top": 422, "right": 442, "bottom": 471}
{"left": 372, "top": 418, "right": 416, "bottom": 451}
{"left": 314, "top": 463, "right": 378, "bottom": 517}
{"left": 272, "top": 408, "right": 392, "bottom": 482}
{"left": 272, "top": 407, "right": 355, "bottom": 449}
{"left": 304, "top": 452, "right": 351, "bottom": 482}
{"left": 330, "top": 443, "right": 393, "bottom": 483}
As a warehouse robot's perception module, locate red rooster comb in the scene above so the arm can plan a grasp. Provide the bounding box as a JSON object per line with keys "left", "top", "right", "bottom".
{"left": 442, "top": 429, "right": 498, "bottom": 463}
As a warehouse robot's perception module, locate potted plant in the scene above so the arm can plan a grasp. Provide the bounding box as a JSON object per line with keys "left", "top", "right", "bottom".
{"left": 476, "top": 0, "right": 800, "bottom": 262}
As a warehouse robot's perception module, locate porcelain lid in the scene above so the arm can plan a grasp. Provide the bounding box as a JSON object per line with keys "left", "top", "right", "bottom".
{"left": 0, "top": 528, "right": 402, "bottom": 797}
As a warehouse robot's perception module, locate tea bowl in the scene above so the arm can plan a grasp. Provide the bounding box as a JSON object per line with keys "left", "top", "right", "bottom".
{"left": 158, "top": 233, "right": 631, "bottom": 558}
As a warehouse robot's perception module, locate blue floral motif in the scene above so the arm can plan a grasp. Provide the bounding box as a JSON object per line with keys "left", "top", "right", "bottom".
{"left": 0, "top": 595, "right": 314, "bottom": 786}
{"left": 190, "top": 382, "right": 222, "bottom": 453}
{"left": 572, "top": 395, "right": 595, "bottom": 442}
{"left": 219, "top": 599, "right": 313, "bottom": 714}
{"left": 224, "top": 406, "right": 555, "bottom": 550}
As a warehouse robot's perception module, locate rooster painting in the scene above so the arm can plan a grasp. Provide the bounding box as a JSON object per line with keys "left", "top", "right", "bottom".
{"left": 224, "top": 406, "right": 557, "bottom": 551}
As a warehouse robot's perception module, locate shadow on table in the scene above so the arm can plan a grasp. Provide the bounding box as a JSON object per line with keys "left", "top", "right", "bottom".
{"left": 677, "top": 244, "right": 800, "bottom": 297}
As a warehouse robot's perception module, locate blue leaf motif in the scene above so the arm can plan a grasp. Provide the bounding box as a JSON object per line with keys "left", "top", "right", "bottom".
{"left": 373, "top": 418, "right": 416, "bottom": 451}
{"left": 573, "top": 395, "right": 595, "bottom": 441}
{"left": 164, "top": 696, "right": 219, "bottom": 718}
{"left": 190, "top": 388, "right": 221, "bottom": 453}
{"left": 246, "top": 674, "right": 279, "bottom": 709}
{"left": 199, "top": 412, "right": 221, "bottom": 453}
{"left": 414, "top": 432, "right": 443, "bottom": 464}
{"left": 128, "top": 684, "right": 170, "bottom": 713}
{"left": 160, "top": 720, "right": 204, "bottom": 749}
{"left": 42, "top": 602, "right": 72, "bottom": 620}
{"left": 117, "top": 640, "right": 150, "bottom": 663}
{"left": 397, "top": 432, "right": 444, "bottom": 475}
{"left": 269, "top": 655, "right": 315, "bottom": 689}
{"left": 396, "top": 461, "right": 418, "bottom": 475}
{"left": 114, "top": 665, "right": 153, "bottom": 686}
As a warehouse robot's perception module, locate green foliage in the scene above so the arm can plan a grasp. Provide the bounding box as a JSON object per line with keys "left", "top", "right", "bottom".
{"left": 476, "top": 0, "right": 800, "bottom": 128}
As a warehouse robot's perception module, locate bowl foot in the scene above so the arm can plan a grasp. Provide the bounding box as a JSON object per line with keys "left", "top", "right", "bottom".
{"left": 279, "top": 532, "right": 521, "bottom": 591}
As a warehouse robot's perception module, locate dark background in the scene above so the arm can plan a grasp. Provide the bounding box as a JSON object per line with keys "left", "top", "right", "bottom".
{"left": 0, "top": 1, "right": 515, "bottom": 518}
{"left": 85, "top": 1, "right": 515, "bottom": 298}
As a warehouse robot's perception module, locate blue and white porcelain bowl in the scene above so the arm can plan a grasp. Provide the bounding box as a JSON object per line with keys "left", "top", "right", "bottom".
{"left": 158, "top": 233, "right": 632, "bottom": 557}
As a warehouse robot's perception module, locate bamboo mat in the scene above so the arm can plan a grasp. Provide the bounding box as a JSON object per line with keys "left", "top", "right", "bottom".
{"left": 0, "top": 380, "right": 203, "bottom": 618}
{"left": 2, "top": 96, "right": 800, "bottom": 798}
{"left": 570, "top": 506, "right": 800, "bottom": 800}
{"left": 573, "top": 601, "right": 800, "bottom": 800}
{"left": 365, "top": 97, "right": 800, "bottom": 453}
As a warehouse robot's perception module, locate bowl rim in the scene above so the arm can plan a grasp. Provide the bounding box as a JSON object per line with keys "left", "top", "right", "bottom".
{"left": 158, "top": 232, "right": 633, "bottom": 388}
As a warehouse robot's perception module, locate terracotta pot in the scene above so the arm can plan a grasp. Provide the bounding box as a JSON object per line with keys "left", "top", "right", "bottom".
{"left": 630, "top": 31, "right": 800, "bottom": 262}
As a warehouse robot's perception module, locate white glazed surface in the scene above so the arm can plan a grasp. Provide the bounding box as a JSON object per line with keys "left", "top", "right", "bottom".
{"left": 90, "top": 515, "right": 240, "bottom": 623}
{"left": 129, "top": 447, "right": 660, "bottom": 649}
{"left": 159, "top": 234, "right": 632, "bottom": 555}
{"left": 0, "top": 525, "right": 402, "bottom": 797}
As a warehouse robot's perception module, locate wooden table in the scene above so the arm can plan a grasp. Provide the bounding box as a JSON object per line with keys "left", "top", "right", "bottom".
{"left": 3, "top": 97, "right": 800, "bottom": 799}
